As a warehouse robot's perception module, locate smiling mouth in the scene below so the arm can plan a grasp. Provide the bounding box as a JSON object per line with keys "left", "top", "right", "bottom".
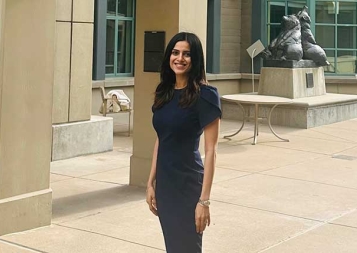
{"left": 175, "top": 63, "right": 187, "bottom": 67}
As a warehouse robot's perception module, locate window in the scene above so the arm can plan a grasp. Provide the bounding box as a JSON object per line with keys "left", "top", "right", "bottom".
{"left": 264, "top": 0, "right": 357, "bottom": 75}
{"left": 316, "top": 1, "right": 357, "bottom": 74}
{"left": 106, "top": 0, "right": 135, "bottom": 77}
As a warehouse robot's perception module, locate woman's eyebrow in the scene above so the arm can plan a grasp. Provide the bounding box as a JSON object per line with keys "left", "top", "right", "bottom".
{"left": 172, "top": 49, "right": 190, "bottom": 52}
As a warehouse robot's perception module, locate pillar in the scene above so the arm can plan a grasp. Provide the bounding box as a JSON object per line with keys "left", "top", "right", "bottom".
{"left": 53, "top": 0, "right": 94, "bottom": 124}
{"left": 0, "top": 0, "right": 56, "bottom": 235}
{"left": 130, "top": 0, "right": 207, "bottom": 186}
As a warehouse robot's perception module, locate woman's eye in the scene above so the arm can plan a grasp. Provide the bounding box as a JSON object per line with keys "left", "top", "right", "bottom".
{"left": 184, "top": 52, "right": 191, "bottom": 57}
{"left": 172, "top": 51, "right": 179, "bottom": 56}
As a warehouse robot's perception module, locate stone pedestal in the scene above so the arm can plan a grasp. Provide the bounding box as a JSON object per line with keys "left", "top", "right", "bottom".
{"left": 258, "top": 67, "right": 326, "bottom": 99}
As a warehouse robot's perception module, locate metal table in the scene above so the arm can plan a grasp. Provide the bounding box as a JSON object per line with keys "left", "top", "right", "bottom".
{"left": 222, "top": 94, "right": 293, "bottom": 145}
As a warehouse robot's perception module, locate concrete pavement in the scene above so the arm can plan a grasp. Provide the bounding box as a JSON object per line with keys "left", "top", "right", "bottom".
{"left": 1, "top": 119, "right": 357, "bottom": 252}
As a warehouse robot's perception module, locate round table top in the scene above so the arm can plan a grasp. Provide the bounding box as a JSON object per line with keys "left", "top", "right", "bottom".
{"left": 222, "top": 94, "right": 293, "bottom": 105}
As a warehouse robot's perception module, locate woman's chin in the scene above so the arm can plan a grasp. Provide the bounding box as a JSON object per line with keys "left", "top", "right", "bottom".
{"left": 173, "top": 70, "right": 188, "bottom": 76}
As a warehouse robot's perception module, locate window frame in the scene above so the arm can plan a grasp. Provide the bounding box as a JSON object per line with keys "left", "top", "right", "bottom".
{"left": 105, "top": 0, "right": 136, "bottom": 78}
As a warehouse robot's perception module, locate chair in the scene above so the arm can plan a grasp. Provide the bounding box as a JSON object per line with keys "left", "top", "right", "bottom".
{"left": 99, "top": 86, "right": 132, "bottom": 136}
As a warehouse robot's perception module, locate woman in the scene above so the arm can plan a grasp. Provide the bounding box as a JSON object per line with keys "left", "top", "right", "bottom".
{"left": 146, "top": 32, "right": 221, "bottom": 253}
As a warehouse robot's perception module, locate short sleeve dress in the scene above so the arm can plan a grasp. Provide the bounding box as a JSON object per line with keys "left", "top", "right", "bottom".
{"left": 152, "top": 85, "right": 221, "bottom": 253}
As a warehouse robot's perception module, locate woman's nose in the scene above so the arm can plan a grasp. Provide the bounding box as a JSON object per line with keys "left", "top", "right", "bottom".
{"left": 177, "top": 53, "right": 183, "bottom": 61}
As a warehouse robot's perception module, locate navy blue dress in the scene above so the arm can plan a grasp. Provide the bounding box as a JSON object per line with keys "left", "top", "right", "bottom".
{"left": 152, "top": 85, "right": 221, "bottom": 253}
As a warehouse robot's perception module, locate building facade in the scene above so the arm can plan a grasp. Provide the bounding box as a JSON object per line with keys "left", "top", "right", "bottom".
{"left": 92, "top": 0, "right": 357, "bottom": 186}
{"left": 1, "top": 0, "right": 356, "bottom": 236}
{"left": 92, "top": 0, "right": 357, "bottom": 116}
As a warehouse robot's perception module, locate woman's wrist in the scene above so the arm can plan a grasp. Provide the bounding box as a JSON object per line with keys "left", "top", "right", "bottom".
{"left": 147, "top": 182, "right": 154, "bottom": 189}
{"left": 199, "top": 194, "right": 210, "bottom": 201}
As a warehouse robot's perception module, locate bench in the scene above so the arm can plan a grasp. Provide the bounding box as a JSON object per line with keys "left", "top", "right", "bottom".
{"left": 99, "top": 86, "right": 132, "bottom": 136}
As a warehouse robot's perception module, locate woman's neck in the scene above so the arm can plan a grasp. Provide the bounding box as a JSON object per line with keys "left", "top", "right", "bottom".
{"left": 175, "top": 75, "right": 188, "bottom": 89}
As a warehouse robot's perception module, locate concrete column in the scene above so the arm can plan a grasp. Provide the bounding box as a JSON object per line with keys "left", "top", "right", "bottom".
{"left": 0, "top": 0, "right": 56, "bottom": 235}
{"left": 53, "top": 0, "right": 94, "bottom": 124}
{"left": 130, "top": 0, "right": 207, "bottom": 186}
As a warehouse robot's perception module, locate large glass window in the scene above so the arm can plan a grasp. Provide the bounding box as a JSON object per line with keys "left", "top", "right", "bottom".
{"left": 316, "top": 1, "right": 357, "bottom": 74}
{"left": 106, "top": 0, "right": 135, "bottom": 77}
{"left": 264, "top": 0, "right": 357, "bottom": 75}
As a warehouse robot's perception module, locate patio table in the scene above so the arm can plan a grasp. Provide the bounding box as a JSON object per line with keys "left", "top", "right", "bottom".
{"left": 221, "top": 94, "right": 293, "bottom": 145}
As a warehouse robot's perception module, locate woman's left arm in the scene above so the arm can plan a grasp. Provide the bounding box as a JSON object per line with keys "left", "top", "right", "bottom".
{"left": 195, "top": 117, "right": 220, "bottom": 234}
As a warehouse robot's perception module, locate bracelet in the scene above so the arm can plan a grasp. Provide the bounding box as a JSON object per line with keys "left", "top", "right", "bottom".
{"left": 198, "top": 199, "right": 210, "bottom": 207}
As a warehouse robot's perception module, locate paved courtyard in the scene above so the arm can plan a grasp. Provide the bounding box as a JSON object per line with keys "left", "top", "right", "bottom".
{"left": 1, "top": 118, "right": 357, "bottom": 252}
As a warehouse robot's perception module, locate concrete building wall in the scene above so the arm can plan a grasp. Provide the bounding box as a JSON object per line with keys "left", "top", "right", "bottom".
{"left": 0, "top": 0, "right": 55, "bottom": 235}
{"left": 220, "top": 0, "right": 241, "bottom": 73}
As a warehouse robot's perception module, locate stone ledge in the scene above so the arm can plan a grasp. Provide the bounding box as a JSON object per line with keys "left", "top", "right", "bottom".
{"left": 52, "top": 116, "right": 113, "bottom": 161}
{"left": 325, "top": 76, "right": 357, "bottom": 84}
{"left": 207, "top": 73, "right": 242, "bottom": 80}
{"left": 290, "top": 93, "right": 357, "bottom": 107}
{"left": 222, "top": 94, "right": 357, "bottom": 128}
{"left": 93, "top": 78, "right": 135, "bottom": 88}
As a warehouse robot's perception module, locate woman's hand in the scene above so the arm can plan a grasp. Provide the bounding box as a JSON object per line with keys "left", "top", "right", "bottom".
{"left": 146, "top": 186, "right": 158, "bottom": 216}
{"left": 195, "top": 203, "right": 210, "bottom": 234}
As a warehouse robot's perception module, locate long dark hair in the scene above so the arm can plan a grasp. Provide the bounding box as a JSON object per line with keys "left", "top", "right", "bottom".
{"left": 153, "top": 32, "right": 207, "bottom": 110}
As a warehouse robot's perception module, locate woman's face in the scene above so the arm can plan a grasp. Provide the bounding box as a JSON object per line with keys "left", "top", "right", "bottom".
{"left": 169, "top": 41, "right": 192, "bottom": 77}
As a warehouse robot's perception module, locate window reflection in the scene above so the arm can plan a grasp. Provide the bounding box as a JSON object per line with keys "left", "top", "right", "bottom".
{"left": 268, "top": 25, "right": 281, "bottom": 43}
{"left": 106, "top": 19, "right": 115, "bottom": 74}
{"left": 118, "top": 0, "right": 133, "bottom": 17}
{"left": 107, "top": 0, "right": 116, "bottom": 15}
{"left": 338, "top": 2, "right": 357, "bottom": 24}
{"left": 337, "top": 26, "right": 356, "bottom": 49}
{"left": 315, "top": 26, "right": 335, "bottom": 48}
{"left": 287, "top": 1, "right": 306, "bottom": 15}
{"left": 117, "top": 21, "right": 133, "bottom": 74}
{"left": 268, "top": 1, "right": 285, "bottom": 23}
{"left": 336, "top": 51, "right": 357, "bottom": 74}
{"left": 316, "top": 1, "right": 336, "bottom": 23}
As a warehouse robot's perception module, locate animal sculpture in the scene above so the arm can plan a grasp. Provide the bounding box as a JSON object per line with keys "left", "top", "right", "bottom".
{"left": 261, "top": 14, "right": 303, "bottom": 61}
{"left": 297, "top": 6, "right": 330, "bottom": 66}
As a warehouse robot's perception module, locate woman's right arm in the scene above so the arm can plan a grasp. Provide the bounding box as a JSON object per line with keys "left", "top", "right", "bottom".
{"left": 146, "top": 137, "right": 159, "bottom": 216}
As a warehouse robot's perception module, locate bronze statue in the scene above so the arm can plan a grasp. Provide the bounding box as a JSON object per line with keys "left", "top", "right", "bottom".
{"left": 261, "top": 6, "right": 330, "bottom": 66}
{"left": 297, "top": 6, "right": 330, "bottom": 66}
{"left": 261, "top": 14, "right": 303, "bottom": 61}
